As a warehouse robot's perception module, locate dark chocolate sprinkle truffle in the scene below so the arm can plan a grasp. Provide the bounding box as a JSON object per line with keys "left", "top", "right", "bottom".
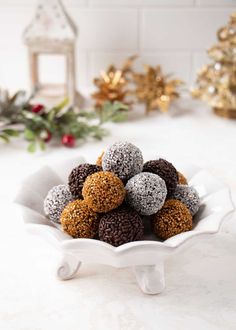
{"left": 143, "top": 158, "right": 178, "bottom": 197}
{"left": 102, "top": 141, "right": 143, "bottom": 181}
{"left": 82, "top": 171, "right": 126, "bottom": 213}
{"left": 153, "top": 199, "right": 192, "bottom": 240}
{"left": 172, "top": 184, "right": 200, "bottom": 216}
{"left": 99, "top": 206, "right": 144, "bottom": 246}
{"left": 44, "top": 184, "right": 73, "bottom": 224}
{"left": 125, "top": 172, "right": 167, "bottom": 215}
{"left": 68, "top": 163, "right": 102, "bottom": 199}
{"left": 61, "top": 199, "right": 99, "bottom": 238}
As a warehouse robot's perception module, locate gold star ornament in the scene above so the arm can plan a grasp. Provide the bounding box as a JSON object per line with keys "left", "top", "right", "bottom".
{"left": 132, "top": 65, "right": 183, "bottom": 114}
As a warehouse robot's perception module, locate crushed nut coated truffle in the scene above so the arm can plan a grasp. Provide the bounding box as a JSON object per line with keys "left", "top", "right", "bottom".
{"left": 143, "top": 158, "right": 178, "bottom": 197}
{"left": 61, "top": 199, "right": 99, "bottom": 238}
{"left": 68, "top": 163, "right": 102, "bottom": 199}
{"left": 172, "top": 184, "right": 200, "bottom": 216}
{"left": 178, "top": 171, "right": 188, "bottom": 185}
{"left": 153, "top": 199, "right": 192, "bottom": 240}
{"left": 82, "top": 171, "right": 126, "bottom": 213}
{"left": 102, "top": 141, "right": 143, "bottom": 180}
{"left": 44, "top": 184, "right": 73, "bottom": 223}
{"left": 99, "top": 206, "right": 144, "bottom": 247}
{"left": 96, "top": 151, "right": 105, "bottom": 167}
{"left": 125, "top": 172, "right": 167, "bottom": 215}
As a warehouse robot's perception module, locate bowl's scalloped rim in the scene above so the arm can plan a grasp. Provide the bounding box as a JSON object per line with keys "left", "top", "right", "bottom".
{"left": 16, "top": 158, "right": 235, "bottom": 266}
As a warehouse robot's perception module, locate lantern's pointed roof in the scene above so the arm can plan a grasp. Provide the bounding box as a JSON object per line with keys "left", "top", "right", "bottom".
{"left": 23, "top": 0, "right": 77, "bottom": 45}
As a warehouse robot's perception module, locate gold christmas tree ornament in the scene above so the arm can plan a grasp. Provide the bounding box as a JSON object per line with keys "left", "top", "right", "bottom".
{"left": 192, "top": 12, "right": 236, "bottom": 119}
{"left": 132, "top": 65, "right": 183, "bottom": 114}
{"left": 92, "top": 55, "right": 137, "bottom": 108}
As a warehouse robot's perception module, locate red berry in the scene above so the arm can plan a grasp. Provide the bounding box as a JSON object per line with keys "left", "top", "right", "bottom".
{"left": 31, "top": 104, "right": 44, "bottom": 113}
{"left": 62, "top": 134, "right": 75, "bottom": 148}
{"left": 40, "top": 130, "right": 52, "bottom": 143}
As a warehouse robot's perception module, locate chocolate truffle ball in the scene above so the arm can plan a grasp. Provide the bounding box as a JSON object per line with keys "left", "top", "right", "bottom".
{"left": 172, "top": 184, "right": 200, "bottom": 216}
{"left": 61, "top": 199, "right": 99, "bottom": 238}
{"left": 178, "top": 171, "right": 188, "bottom": 185}
{"left": 96, "top": 151, "right": 104, "bottom": 167}
{"left": 82, "top": 171, "right": 126, "bottom": 213}
{"left": 143, "top": 158, "right": 178, "bottom": 197}
{"left": 44, "top": 184, "right": 73, "bottom": 223}
{"left": 125, "top": 172, "right": 167, "bottom": 215}
{"left": 102, "top": 141, "right": 143, "bottom": 181}
{"left": 99, "top": 206, "right": 144, "bottom": 247}
{"left": 68, "top": 163, "right": 102, "bottom": 199}
{"left": 153, "top": 199, "right": 192, "bottom": 240}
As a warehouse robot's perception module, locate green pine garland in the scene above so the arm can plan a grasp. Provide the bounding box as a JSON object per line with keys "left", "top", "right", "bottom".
{"left": 0, "top": 90, "right": 128, "bottom": 152}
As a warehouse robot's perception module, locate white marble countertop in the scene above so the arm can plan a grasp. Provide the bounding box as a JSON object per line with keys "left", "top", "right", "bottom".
{"left": 0, "top": 100, "right": 236, "bottom": 330}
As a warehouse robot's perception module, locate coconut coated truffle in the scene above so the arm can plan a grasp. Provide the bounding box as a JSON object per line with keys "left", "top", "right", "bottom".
{"left": 82, "top": 171, "right": 126, "bottom": 213}
{"left": 178, "top": 171, "right": 188, "bottom": 185}
{"left": 68, "top": 163, "right": 102, "bottom": 199}
{"left": 172, "top": 184, "right": 200, "bottom": 216}
{"left": 99, "top": 206, "right": 144, "bottom": 246}
{"left": 102, "top": 141, "right": 143, "bottom": 181}
{"left": 61, "top": 199, "right": 99, "bottom": 238}
{"left": 125, "top": 172, "right": 167, "bottom": 215}
{"left": 44, "top": 184, "right": 73, "bottom": 223}
{"left": 143, "top": 158, "right": 178, "bottom": 197}
{"left": 153, "top": 199, "right": 192, "bottom": 240}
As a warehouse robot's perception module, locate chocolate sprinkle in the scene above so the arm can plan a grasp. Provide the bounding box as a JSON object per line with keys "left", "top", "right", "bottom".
{"left": 99, "top": 206, "right": 144, "bottom": 246}
{"left": 143, "top": 158, "right": 178, "bottom": 197}
{"left": 68, "top": 163, "right": 102, "bottom": 199}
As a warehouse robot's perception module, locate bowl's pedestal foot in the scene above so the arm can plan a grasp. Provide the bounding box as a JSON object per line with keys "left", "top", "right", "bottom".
{"left": 56, "top": 254, "right": 81, "bottom": 280}
{"left": 134, "top": 263, "right": 165, "bottom": 294}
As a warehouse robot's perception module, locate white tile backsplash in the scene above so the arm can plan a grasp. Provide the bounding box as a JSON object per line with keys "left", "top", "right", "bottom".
{"left": 138, "top": 53, "right": 192, "bottom": 82}
{"left": 68, "top": 9, "right": 139, "bottom": 50}
{"left": 0, "top": 0, "right": 234, "bottom": 92}
{"left": 141, "top": 9, "right": 234, "bottom": 50}
{"left": 89, "top": 0, "right": 195, "bottom": 6}
{"left": 196, "top": 0, "right": 236, "bottom": 6}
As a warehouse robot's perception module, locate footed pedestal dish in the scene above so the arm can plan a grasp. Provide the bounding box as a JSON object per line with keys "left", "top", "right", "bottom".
{"left": 15, "top": 157, "right": 234, "bottom": 294}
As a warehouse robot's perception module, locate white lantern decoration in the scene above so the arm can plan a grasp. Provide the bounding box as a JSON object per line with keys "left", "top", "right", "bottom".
{"left": 23, "top": 0, "right": 78, "bottom": 104}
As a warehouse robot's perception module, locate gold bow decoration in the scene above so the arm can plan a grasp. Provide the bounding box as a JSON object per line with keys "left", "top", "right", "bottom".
{"left": 92, "top": 56, "right": 183, "bottom": 114}
{"left": 92, "top": 55, "right": 137, "bottom": 108}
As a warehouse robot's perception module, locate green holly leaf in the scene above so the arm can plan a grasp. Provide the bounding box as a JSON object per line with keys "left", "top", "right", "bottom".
{"left": 38, "top": 139, "right": 46, "bottom": 151}
{"left": 0, "top": 134, "right": 9, "bottom": 143}
{"left": 112, "top": 101, "right": 129, "bottom": 111}
{"left": 24, "top": 128, "right": 35, "bottom": 141}
{"left": 53, "top": 98, "right": 69, "bottom": 112}
{"left": 27, "top": 141, "right": 36, "bottom": 153}
{"left": 2, "top": 129, "right": 20, "bottom": 137}
{"left": 99, "top": 101, "right": 129, "bottom": 124}
{"left": 78, "top": 110, "right": 98, "bottom": 120}
{"left": 110, "top": 111, "right": 128, "bottom": 122}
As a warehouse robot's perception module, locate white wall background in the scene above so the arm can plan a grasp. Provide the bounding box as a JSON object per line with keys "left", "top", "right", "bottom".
{"left": 0, "top": 0, "right": 235, "bottom": 94}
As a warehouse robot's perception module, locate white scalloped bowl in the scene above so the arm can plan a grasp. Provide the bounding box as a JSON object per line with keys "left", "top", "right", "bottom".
{"left": 15, "top": 157, "right": 234, "bottom": 295}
